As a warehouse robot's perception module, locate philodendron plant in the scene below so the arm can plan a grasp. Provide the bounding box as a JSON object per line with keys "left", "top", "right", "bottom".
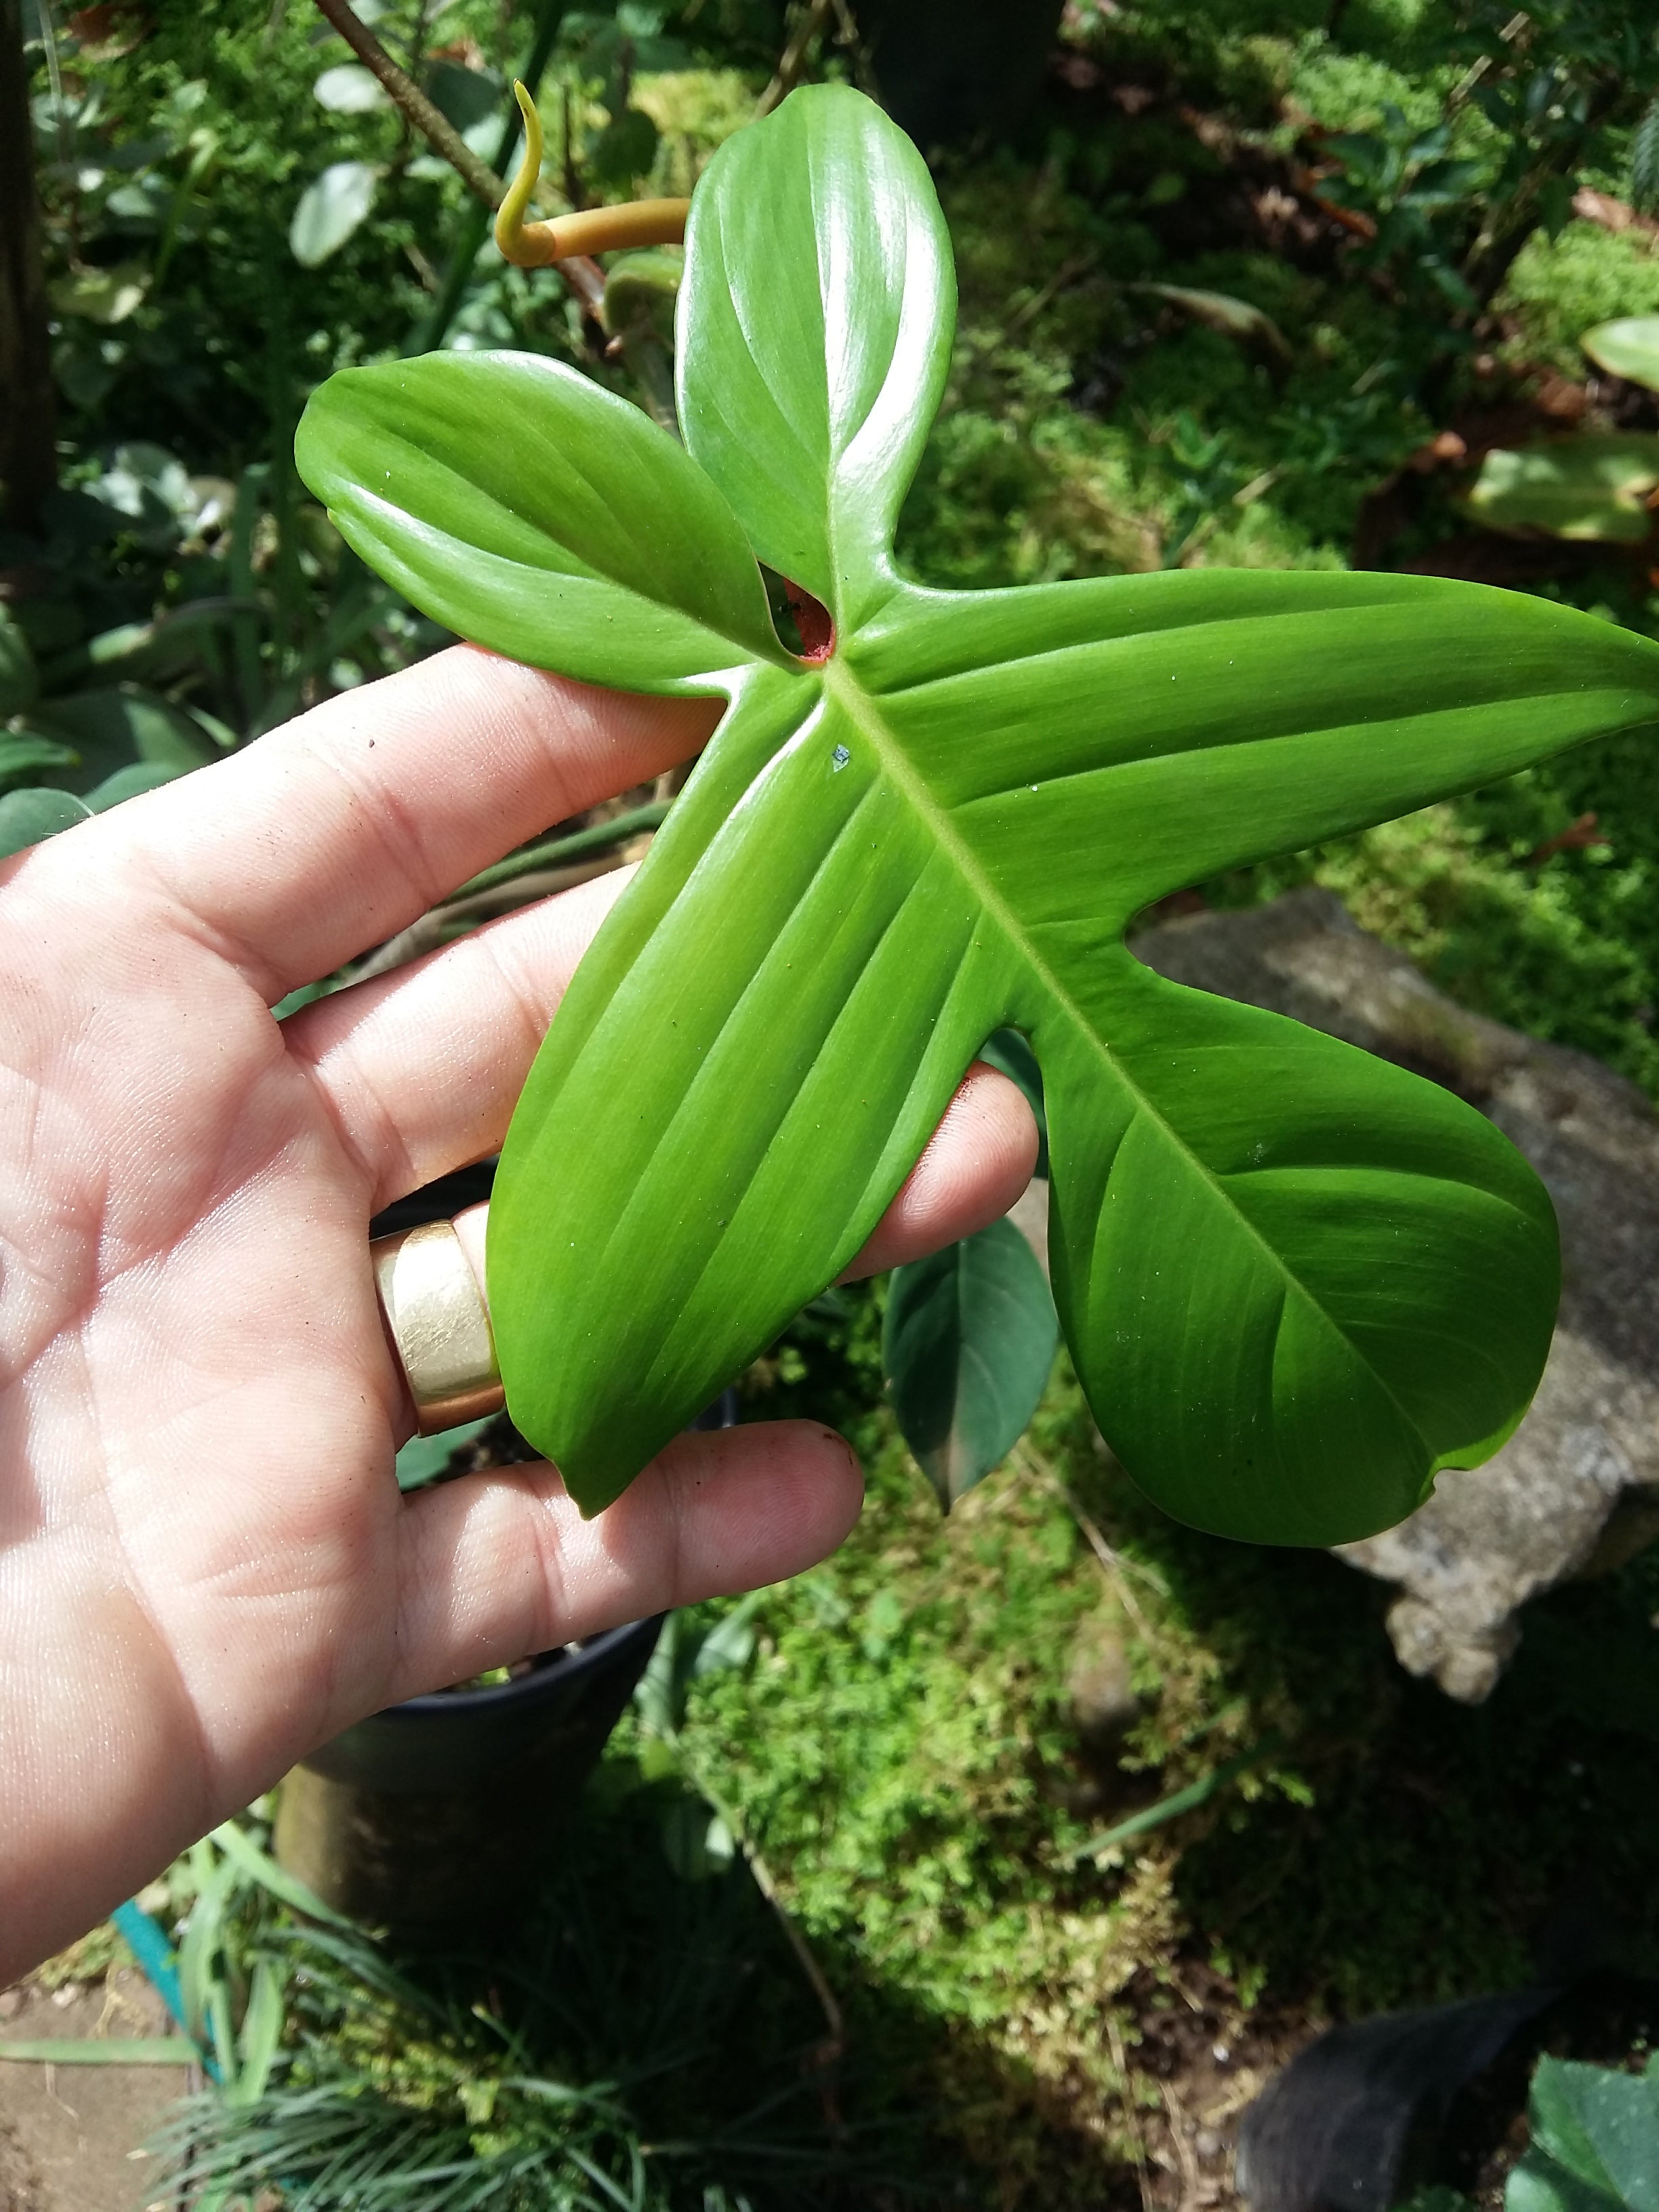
{"left": 298, "top": 85, "right": 1659, "bottom": 1547}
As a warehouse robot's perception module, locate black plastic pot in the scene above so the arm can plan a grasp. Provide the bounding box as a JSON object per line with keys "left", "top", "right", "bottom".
{"left": 301, "top": 1616, "right": 663, "bottom": 1794}
{"left": 274, "top": 1616, "right": 665, "bottom": 1930}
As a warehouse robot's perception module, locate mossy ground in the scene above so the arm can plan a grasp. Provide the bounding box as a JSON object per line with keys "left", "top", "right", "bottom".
{"left": 664, "top": 1289, "right": 1659, "bottom": 2202}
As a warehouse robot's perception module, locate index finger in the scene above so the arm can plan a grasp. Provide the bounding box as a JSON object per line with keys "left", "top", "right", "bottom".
{"left": 97, "top": 647, "right": 720, "bottom": 1000}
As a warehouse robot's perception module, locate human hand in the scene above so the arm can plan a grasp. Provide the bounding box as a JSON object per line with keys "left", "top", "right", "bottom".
{"left": 0, "top": 645, "right": 1036, "bottom": 1984}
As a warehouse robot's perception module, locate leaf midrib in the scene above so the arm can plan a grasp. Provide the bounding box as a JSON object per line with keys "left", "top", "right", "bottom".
{"left": 823, "top": 652, "right": 1461, "bottom": 1467}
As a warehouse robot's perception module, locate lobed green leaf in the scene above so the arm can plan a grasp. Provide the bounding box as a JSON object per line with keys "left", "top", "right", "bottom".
{"left": 300, "top": 83, "right": 1659, "bottom": 1542}
{"left": 296, "top": 352, "right": 790, "bottom": 694}
{"left": 678, "top": 83, "right": 954, "bottom": 630}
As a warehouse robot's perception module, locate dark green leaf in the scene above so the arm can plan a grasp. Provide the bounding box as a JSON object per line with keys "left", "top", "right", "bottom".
{"left": 592, "top": 107, "right": 659, "bottom": 184}
{"left": 979, "top": 1029, "right": 1048, "bottom": 1179}
{"left": 1326, "top": 131, "right": 1387, "bottom": 182}
{"left": 884, "top": 1216, "right": 1059, "bottom": 1508}
{"left": 1631, "top": 94, "right": 1659, "bottom": 218}
{"left": 1425, "top": 260, "right": 1479, "bottom": 312}
{"left": 1508, "top": 2055, "right": 1659, "bottom": 2212}
{"left": 424, "top": 58, "right": 501, "bottom": 132}
{"left": 0, "top": 605, "right": 39, "bottom": 717}
{"left": 25, "top": 684, "right": 218, "bottom": 789}
{"left": 1409, "top": 157, "right": 1480, "bottom": 202}
{"left": 83, "top": 761, "right": 194, "bottom": 811}
{"left": 0, "top": 787, "right": 91, "bottom": 859}
{"left": 0, "top": 733, "right": 77, "bottom": 789}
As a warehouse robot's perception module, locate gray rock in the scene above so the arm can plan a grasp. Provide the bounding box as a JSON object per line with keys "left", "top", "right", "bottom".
{"left": 1128, "top": 888, "right": 1659, "bottom": 1703}
{"left": 1067, "top": 1629, "right": 1142, "bottom": 1748}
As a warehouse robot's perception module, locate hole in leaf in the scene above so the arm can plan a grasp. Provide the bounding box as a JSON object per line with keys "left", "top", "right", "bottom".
{"left": 761, "top": 565, "right": 834, "bottom": 661}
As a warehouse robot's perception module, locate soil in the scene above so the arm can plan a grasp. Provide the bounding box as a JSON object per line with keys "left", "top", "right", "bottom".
{"left": 0, "top": 1967, "right": 194, "bottom": 2212}
{"left": 1117, "top": 1957, "right": 1318, "bottom": 2210}
{"left": 0, "top": 2117, "right": 42, "bottom": 2212}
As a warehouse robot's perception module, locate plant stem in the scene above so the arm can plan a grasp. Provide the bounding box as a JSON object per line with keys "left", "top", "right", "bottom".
{"left": 1074, "top": 1736, "right": 1283, "bottom": 1863}
{"left": 349, "top": 853, "right": 632, "bottom": 983}
{"left": 346, "top": 802, "right": 671, "bottom": 983}
{"left": 312, "top": 0, "right": 505, "bottom": 209}
{"left": 414, "top": 0, "right": 573, "bottom": 352}
{"left": 1107, "top": 2011, "right": 1156, "bottom": 2212}
{"left": 757, "top": 0, "right": 856, "bottom": 116}
{"left": 674, "top": 1747, "right": 846, "bottom": 2115}
{"left": 453, "top": 798, "right": 670, "bottom": 899}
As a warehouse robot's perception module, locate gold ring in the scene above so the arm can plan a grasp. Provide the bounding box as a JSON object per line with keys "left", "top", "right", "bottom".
{"left": 371, "top": 1219, "right": 504, "bottom": 1435}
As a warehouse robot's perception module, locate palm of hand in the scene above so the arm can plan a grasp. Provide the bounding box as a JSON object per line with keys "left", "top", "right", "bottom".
{"left": 2, "top": 843, "right": 401, "bottom": 1965}
{"left": 0, "top": 646, "right": 1032, "bottom": 1983}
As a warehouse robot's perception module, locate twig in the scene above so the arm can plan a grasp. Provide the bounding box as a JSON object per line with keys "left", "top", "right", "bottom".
{"left": 998, "top": 251, "right": 1099, "bottom": 348}
{"left": 731, "top": 1814, "right": 846, "bottom": 2070}
{"left": 756, "top": 0, "right": 838, "bottom": 116}
{"left": 693, "top": 1765, "right": 846, "bottom": 2120}
{"left": 1019, "top": 1450, "right": 1166, "bottom": 1645}
{"left": 311, "top": 0, "right": 505, "bottom": 209}
{"left": 348, "top": 851, "right": 642, "bottom": 983}
{"left": 1161, "top": 2079, "right": 1206, "bottom": 2212}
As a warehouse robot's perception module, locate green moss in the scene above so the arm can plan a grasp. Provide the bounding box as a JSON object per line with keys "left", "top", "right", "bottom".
{"left": 1280, "top": 37, "right": 1452, "bottom": 132}
{"left": 635, "top": 68, "right": 759, "bottom": 190}
{"left": 697, "top": 1350, "right": 1659, "bottom": 2102}
{"left": 1500, "top": 222, "right": 1659, "bottom": 374}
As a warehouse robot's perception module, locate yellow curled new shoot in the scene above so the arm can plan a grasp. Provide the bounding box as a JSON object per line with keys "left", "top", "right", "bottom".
{"left": 494, "top": 82, "right": 690, "bottom": 267}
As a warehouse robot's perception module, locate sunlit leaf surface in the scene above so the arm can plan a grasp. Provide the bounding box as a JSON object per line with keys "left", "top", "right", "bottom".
{"left": 298, "top": 86, "right": 1659, "bottom": 1541}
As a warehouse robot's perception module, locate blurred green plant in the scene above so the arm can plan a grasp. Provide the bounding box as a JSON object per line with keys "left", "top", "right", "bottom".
{"left": 0, "top": 434, "right": 434, "bottom": 856}
{"left": 1465, "top": 313, "right": 1659, "bottom": 543}
{"left": 1509, "top": 2051, "right": 1659, "bottom": 2212}
{"left": 1633, "top": 94, "right": 1659, "bottom": 216}
{"left": 1319, "top": 103, "right": 1483, "bottom": 317}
